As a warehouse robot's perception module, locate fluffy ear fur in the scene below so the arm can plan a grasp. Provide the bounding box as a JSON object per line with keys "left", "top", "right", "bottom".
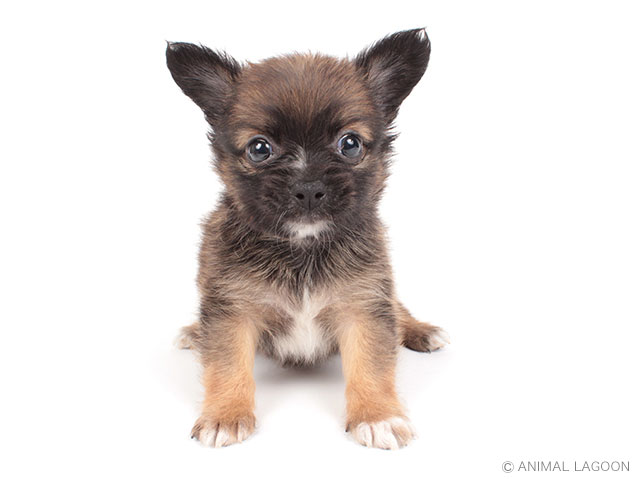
{"left": 166, "top": 42, "right": 241, "bottom": 125}
{"left": 355, "top": 28, "right": 431, "bottom": 122}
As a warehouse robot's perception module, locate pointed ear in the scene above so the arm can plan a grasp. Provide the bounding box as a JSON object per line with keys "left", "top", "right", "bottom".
{"left": 355, "top": 28, "right": 431, "bottom": 121}
{"left": 166, "top": 42, "right": 241, "bottom": 125}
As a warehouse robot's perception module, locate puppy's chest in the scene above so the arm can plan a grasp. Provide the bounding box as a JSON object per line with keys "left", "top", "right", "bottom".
{"left": 263, "top": 288, "right": 334, "bottom": 364}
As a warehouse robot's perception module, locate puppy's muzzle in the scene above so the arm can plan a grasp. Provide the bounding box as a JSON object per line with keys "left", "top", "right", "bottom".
{"left": 292, "top": 180, "right": 327, "bottom": 211}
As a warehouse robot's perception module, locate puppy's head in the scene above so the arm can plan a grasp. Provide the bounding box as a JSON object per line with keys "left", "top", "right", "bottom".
{"left": 167, "top": 29, "right": 430, "bottom": 241}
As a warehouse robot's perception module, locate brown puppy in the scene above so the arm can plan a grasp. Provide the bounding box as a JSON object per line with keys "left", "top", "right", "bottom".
{"left": 166, "top": 28, "right": 449, "bottom": 449}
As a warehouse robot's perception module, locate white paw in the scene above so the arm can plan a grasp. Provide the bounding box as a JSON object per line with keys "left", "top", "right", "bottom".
{"left": 174, "top": 326, "right": 196, "bottom": 350}
{"left": 197, "top": 425, "right": 251, "bottom": 447}
{"left": 430, "top": 328, "right": 450, "bottom": 350}
{"left": 191, "top": 416, "right": 255, "bottom": 448}
{"left": 351, "top": 417, "right": 416, "bottom": 449}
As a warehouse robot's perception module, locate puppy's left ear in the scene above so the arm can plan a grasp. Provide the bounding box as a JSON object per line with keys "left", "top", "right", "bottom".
{"left": 355, "top": 28, "right": 431, "bottom": 122}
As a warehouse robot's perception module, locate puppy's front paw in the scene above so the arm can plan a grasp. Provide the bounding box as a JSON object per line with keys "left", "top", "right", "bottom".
{"left": 350, "top": 417, "right": 416, "bottom": 450}
{"left": 403, "top": 324, "right": 450, "bottom": 353}
{"left": 191, "top": 414, "right": 256, "bottom": 448}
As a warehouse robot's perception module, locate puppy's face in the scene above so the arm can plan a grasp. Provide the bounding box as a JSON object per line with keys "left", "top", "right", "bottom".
{"left": 167, "top": 30, "right": 430, "bottom": 240}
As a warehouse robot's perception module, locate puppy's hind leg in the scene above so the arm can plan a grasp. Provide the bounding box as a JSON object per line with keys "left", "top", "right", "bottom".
{"left": 396, "top": 302, "right": 450, "bottom": 352}
{"left": 174, "top": 322, "right": 200, "bottom": 350}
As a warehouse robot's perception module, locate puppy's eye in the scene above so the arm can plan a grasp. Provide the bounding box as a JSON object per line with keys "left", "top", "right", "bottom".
{"left": 337, "top": 134, "right": 363, "bottom": 160}
{"left": 247, "top": 138, "right": 272, "bottom": 163}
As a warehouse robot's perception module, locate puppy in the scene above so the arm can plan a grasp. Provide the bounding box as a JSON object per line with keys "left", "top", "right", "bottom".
{"left": 166, "top": 28, "right": 449, "bottom": 450}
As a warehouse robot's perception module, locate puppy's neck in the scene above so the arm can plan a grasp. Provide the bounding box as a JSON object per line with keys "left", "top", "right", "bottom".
{"left": 215, "top": 196, "right": 385, "bottom": 290}
{"left": 221, "top": 194, "right": 380, "bottom": 246}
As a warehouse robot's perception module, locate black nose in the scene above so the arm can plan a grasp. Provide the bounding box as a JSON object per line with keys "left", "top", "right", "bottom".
{"left": 292, "top": 180, "right": 327, "bottom": 211}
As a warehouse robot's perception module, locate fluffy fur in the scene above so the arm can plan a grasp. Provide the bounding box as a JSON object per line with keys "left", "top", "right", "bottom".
{"left": 166, "top": 28, "right": 448, "bottom": 449}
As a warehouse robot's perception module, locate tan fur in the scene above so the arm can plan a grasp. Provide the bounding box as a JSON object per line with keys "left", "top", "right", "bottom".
{"left": 232, "top": 54, "right": 375, "bottom": 131}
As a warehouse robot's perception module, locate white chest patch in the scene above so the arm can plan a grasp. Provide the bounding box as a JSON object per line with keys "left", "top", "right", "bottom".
{"left": 286, "top": 220, "right": 330, "bottom": 240}
{"left": 272, "top": 289, "right": 332, "bottom": 363}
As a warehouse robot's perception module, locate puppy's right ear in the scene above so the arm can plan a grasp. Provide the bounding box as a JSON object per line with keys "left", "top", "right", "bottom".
{"left": 166, "top": 42, "right": 241, "bottom": 125}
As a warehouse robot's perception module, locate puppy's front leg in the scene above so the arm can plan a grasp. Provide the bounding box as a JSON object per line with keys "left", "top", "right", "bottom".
{"left": 191, "top": 317, "right": 258, "bottom": 448}
{"left": 338, "top": 307, "right": 415, "bottom": 449}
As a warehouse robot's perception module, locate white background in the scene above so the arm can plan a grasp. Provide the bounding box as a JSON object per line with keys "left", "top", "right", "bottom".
{"left": 1, "top": 0, "right": 638, "bottom": 478}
